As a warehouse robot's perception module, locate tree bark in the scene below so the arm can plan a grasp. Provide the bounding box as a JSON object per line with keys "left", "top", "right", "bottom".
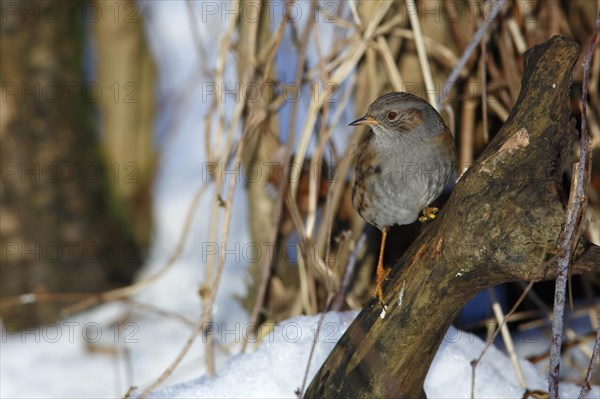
{"left": 305, "top": 36, "right": 599, "bottom": 398}
{"left": 0, "top": 0, "right": 145, "bottom": 325}
{"left": 92, "top": 0, "right": 157, "bottom": 248}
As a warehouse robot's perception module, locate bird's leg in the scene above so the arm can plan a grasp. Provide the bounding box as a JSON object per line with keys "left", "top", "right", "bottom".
{"left": 418, "top": 206, "right": 439, "bottom": 223}
{"left": 374, "top": 228, "right": 389, "bottom": 308}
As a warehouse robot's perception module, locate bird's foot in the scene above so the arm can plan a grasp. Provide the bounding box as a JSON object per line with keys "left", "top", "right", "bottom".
{"left": 373, "top": 267, "right": 390, "bottom": 310}
{"left": 418, "top": 206, "right": 439, "bottom": 223}
{"left": 373, "top": 284, "right": 388, "bottom": 310}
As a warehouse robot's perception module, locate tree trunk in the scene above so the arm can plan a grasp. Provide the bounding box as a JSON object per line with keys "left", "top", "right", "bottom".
{"left": 0, "top": 0, "right": 148, "bottom": 325}
{"left": 305, "top": 36, "right": 599, "bottom": 398}
{"left": 91, "top": 0, "right": 157, "bottom": 248}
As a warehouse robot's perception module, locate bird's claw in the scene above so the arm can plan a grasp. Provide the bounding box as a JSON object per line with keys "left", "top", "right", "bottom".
{"left": 373, "top": 285, "right": 388, "bottom": 311}
{"left": 419, "top": 206, "right": 439, "bottom": 223}
{"left": 380, "top": 301, "right": 388, "bottom": 312}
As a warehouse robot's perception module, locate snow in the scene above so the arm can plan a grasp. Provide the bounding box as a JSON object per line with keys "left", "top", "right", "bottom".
{"left": 3, "top": 306, "right": 597, "bottom": 398}
{"left": 146, "top": 312, "right": 356, "bottom": 398}
{"left": 144, "top": 312, "right": 597, "bottom": 398}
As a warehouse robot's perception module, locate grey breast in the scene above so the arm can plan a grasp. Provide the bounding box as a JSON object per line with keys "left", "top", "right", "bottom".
{"left": 354, "top": 133, "right": 451, "bottom": 229}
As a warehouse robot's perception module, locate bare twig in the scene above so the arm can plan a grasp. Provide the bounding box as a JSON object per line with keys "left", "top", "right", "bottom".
{"left": 579, "top": 309, "right": 600, "bottom": 399}
{"left": 316, "top": 75, "right": 359, "bottom": 254}
{"left": 139, "top": 2, "right": 285, "bottom": 384}
{"left": 550, "top": 13, "right": 599, "bottom": 398}
{"left": 286, "top": 193, "right": 337, "bottom": 303}
{"left": 201, "top": 35, "right": 235, "bottom": 381}
{"left": 138, "top": 108, "right": 267, "bottom": 398}
{"left": 62, "top": 182, "right": 211, "bottom": 316}
{"left": 297, "top": 242, "right": 312, "bottom": 315}
{"left": 138, "top": 317, "right": 204, "bottom": 399}
{"left": 244, "top": 2, "right": 310, "bottom": 347}
{"left": 2, "top": 291, "right": 95, "bottom": 308}
{"left": 348, "top": 0, "right": 361, "bottom": 27}
{"left": 306, "top": 13, "right": 332, "bottom": 240}
{"left": 289, "top": 0, "right": 393, "bottom": 201}
{"left": 405, "top": 0, "right": 436, "bottom": 107}
{"left": 308, "top": 20, "right": 340, "bottom": 298}
{"left": 459, "top": 77, "right": 477, "bottom": 173}
{"left": 486, "top": 95, "right": 509, "bottom": 121}
{"left": 298, "top": 295, "right": 334, "bottom": 397}
{"left": 200, "top": 3, "right": 241, "bottom": 373}
{"left": 332, "top": 232, "right": 366, "bottom": 311}
{"left": 550, "top": 162, "right": 586, "bottom": 398}
{"left": 576, "top": 14, "right": 600, "bottom": 399}
{"left": 488, "top": 288, "right": 527, "bottom": 387}
{"left": 184, "top": 0, "right": 211, "bottom": 76}
{"left": 506, "top": 17, "right": 526, "bottom": 55}
{"left": 385, "top": 28, "right": 462, "bottom": 71}
{"left": 515, "top": 281, "right": 595, "bottom": 361}
{"left": 480, "top": 33, "right": 489, "bottom": 143}
{"left": 438, "top": 0, "right": 507, "bottom": 109}
{"left": 375, "top": 36, "right": 403, "bottom": 91}
{"left": 118, "top": 299, "right": 196, "bottom": 328}
{"left": 202, "top": 0, "right": 286, "bottom": 369}
{"left": 471, "top": 282, "right": 534, "bottom": 399}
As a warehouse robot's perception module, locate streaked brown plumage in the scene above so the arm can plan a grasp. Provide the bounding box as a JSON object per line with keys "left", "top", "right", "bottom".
{"left": 350, "top": 92, "right": 456, "bottom": 305}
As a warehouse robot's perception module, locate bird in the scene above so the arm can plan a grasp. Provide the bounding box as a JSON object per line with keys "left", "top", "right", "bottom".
{"left": 349, "top": 92, "right": 456, "bottom": 306}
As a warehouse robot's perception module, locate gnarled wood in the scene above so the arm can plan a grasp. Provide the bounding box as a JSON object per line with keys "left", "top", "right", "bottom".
{"left": 305, "top": 36, "right": 599, "bottom": 398}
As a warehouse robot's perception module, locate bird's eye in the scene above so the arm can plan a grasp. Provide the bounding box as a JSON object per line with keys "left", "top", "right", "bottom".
{"left": 387, "top": 111, "right": 398, "bottom": 120}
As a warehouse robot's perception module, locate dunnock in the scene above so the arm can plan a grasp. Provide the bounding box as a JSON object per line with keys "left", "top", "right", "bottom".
{"left": 350, "top": 92, "right": 456, "bottom": 305}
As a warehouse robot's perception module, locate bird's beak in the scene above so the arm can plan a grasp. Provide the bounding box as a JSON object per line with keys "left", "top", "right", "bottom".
{"left": 349, "top": 115, "right": 378, "bottom": 126}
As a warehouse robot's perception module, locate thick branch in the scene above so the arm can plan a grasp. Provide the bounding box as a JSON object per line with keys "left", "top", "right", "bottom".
{"left": 305, "top": 36, "right": 598, "bottom": 398}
